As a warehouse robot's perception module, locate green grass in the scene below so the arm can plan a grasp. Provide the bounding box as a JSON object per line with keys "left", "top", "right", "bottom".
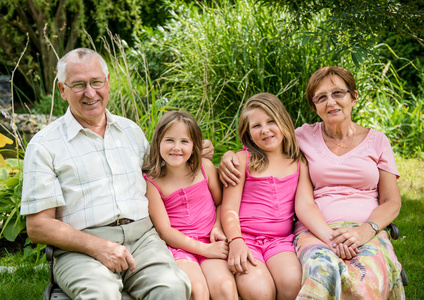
{"left": 0, "top": 157, "right": 422, "bottom": 299}
{"left": 0, "top": 252, "right": 49, "bottom": 299}
{"left": 392, "top": 156, "right": 424, "bottom": 299}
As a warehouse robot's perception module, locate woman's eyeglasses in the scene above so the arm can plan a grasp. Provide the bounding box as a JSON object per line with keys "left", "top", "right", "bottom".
{"left": 312, "top": 89, "right": 349, "bottom": 105}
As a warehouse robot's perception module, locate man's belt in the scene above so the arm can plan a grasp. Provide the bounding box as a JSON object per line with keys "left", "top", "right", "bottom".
{"left": 107, "top": 218, "right": 134, "bottom": 226}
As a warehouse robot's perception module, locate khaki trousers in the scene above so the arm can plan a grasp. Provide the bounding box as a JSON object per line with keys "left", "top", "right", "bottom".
{"left": 53, "top": 217, "right": 191, "bottom": 300}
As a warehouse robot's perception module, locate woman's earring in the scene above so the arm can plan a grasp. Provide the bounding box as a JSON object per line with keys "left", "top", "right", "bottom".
{"left": 161, "top": 160, "right": 166, "bottom": 167}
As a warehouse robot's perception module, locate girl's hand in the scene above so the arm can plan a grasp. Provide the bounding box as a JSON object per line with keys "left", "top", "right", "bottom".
{"left": 227, "top": 239, "right": 257, "bottom": 275}
{"left": 203, "top": 241, "right": 228, "bottom": 259}
{"left": 210, "top": 226, "right": 226, "bottom": 243}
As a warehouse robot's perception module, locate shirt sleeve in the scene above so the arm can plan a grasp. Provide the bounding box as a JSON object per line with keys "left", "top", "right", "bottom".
{"left": 376, "top": 131, "right": 400, "bottom": 178}
{"left": 21, "top": 142, "right": 66, "bottom": 215}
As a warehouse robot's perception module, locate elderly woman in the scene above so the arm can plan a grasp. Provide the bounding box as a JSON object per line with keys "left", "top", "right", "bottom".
{"left": 219, "top": 66, "right": 405, "bottom": 299}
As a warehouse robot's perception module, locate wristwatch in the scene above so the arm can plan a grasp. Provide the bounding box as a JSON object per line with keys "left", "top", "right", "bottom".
{"left": 366, "top": 221, "right": 379, "bottom": 234}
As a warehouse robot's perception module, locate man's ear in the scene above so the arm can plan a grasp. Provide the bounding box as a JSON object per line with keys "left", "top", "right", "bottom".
{"left": 58, "top": 82, "right": 67, "bottom": 101}
{"left": 106, "top": 73, "right": 111, "bottom": 93}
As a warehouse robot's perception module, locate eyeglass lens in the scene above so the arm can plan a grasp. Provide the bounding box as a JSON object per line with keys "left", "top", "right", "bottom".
{"left": 67, "top": 79, "right": 106, "bottom": 92}
{"left": 313, "top": 89, "right": 348, "bottom": 104}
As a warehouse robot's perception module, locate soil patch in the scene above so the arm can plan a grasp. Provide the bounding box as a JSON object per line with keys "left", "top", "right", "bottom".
{"left": 0, "top": 235, "right": 28, "bottom": 258}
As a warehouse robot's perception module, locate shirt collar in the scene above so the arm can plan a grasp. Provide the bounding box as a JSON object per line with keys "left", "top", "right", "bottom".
{"left": 64, "top": 107, "right": 123, "bottom": 141}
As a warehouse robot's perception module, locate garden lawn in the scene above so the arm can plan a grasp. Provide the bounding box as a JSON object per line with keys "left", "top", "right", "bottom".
{"left": 0, "top": 156, "right": 422, "bottom": 299}
{"left": 0, "top": 252, "right": 49, "bottom": 299}
{"left": 392, "top": 156, "right": 424, "bottom": 299}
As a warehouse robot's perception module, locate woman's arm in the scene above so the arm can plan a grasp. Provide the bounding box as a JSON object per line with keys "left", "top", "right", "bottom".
{"left": 221, "top": 151, "right": 257, "bottom": 274}
{"left": 146, "top": 180, "right": 227, "bottom": 259}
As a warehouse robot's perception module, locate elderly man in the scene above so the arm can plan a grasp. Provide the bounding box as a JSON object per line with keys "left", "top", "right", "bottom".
{"left": 21, "top": 48, "right": 210, "bottom": 299}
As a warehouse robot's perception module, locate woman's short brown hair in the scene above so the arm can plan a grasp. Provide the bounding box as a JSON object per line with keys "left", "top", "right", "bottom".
{"left": 306, "top": 66, "right": 357, "bottom": 111}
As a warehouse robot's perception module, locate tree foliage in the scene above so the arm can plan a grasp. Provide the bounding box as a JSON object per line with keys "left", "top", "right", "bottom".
{"left": 0, "top": 0, "right": 160, "bottom": 100}
{"left": 258, "top": 0, "right": 424, "bottom": 65}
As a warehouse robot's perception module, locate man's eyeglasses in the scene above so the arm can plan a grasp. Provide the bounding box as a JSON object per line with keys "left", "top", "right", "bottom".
{"left": 312, "top": 89, "right": 350, "bottom": 105}
{"left": 63, "top": 79, "right": 107, "bottom": 93}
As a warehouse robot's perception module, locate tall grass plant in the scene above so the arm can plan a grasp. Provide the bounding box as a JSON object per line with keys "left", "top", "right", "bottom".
{"left": 131, "top": 0, "right": 423, "bottom": 158}
{"left": 134, "top": 0, "right": 345, "bottom": 126}
{"left": 355, "top": 62, "right": 424, "bottom": 158}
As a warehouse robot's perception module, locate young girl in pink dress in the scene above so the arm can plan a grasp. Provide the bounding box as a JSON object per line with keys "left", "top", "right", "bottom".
{"left": 143, "top": 111, "right": 238, "bottom": 300}
{"left": 221, "top": 93, "right": 302, "bottom": 300}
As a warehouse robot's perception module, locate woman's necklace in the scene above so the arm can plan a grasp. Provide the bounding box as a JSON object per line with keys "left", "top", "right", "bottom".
{"left": 323, "top": 123, "right": 355, "bottom": 149}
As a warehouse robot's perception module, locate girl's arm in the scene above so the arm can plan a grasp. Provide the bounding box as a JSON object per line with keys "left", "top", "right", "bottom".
{"left": 203, "top": 158, "right": 227, "bottom": 242}
{"left": 221, "top": 151, "right": 257, "bottom": 274}
{"left": 146, "top": 180, "right": 227, "bottom": 259}
{"left": 295, "top": 161, "right": 346, "bottom": 256}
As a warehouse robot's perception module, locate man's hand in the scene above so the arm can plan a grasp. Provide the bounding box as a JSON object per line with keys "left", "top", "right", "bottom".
{"left": 218, "top": 151, "right": 241, "bottom": 187}
{"left": 201, "top": 140, "right": 214, "bottom": 160}
{"left": 92, "top": 240, "right": 136, "bottom": 273}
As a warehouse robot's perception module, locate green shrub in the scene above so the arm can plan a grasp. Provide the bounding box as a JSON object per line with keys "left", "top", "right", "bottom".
{"left": 129, "top": 0, "right": 423, "bottom": 158}
{"left": 0, "top": 158, "right": 24, "bottom": 243}
{"left": 355, "top": 62, "right": 424, "bottom": 158}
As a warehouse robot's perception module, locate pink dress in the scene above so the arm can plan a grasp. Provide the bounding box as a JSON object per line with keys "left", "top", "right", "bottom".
{"left": 238, "top": 148, "right": 299, "bottom": 262}
{"left": 144, "top": 166, "right": 216, "bottom": 262}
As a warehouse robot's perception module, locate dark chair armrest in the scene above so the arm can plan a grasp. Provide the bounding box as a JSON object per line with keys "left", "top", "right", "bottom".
{"left": 385, "top": 223, "right": 400, "bottom": 240}
{"left": 45, "top": 245, "right": 56, "bottom": 284}
{"left": 46, "top": 245, "right": 55, "bottom": 262}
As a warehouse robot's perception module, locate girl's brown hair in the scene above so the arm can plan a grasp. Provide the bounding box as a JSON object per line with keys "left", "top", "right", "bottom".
{"left": 144, "top": 110, "right": 203, "bottom": 179}
{"left": 238, "top": 93, "right": 301, "bottom": 173}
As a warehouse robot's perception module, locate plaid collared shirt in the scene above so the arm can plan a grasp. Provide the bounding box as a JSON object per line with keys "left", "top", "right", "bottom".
{"left": 21, "top": 108, "right": 150, "bottom": 230}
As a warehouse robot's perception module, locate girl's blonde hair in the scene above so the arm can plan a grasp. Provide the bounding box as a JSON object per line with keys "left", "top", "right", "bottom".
{"left": 144, "top": 110, "right": 203, "bottom": 179}
{"left": 238, "top": 93, "right": 301, "bottom": 172}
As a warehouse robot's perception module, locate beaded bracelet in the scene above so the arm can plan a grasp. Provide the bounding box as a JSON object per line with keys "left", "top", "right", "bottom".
{"left": 228, "top": 236, "right": 244, "bottom": 246}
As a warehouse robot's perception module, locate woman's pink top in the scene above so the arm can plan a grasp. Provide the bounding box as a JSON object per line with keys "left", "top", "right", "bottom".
{"left": 294, "top": 123, "right": 400, "bottom": 235}
{"left": 144, "top": 166, "right": 216, "bottom": 239}
{"left": 239, "top": 148, "right": 299, "bottom": 237}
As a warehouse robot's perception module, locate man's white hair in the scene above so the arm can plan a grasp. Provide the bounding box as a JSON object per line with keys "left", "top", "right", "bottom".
{"left": 57, "top": 48, "right": 109, "bottom": 83}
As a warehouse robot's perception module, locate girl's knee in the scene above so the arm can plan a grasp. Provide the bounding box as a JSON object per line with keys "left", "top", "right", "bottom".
{"left": 276, "top": 279, "right": 301, "bottom": 300}
{"left": 190, "top": 279, "right": 209, "bottom": 300}
{"left": 209, "top": 277, "right": 238, "bottom": 299}
{"left": 237, "top": 280, "right": 275, "bottom": 300}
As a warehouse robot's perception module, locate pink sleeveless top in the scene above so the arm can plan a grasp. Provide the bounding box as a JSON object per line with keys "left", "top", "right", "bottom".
{"left": 144, "top": 166, "right": 216, "bottom": 239}
{"left": 239, "top": 148, "right": 299, "bottom": 237}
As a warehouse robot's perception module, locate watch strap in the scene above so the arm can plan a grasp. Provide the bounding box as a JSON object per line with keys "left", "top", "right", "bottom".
{"left": 365, "top": 221, "right": 379, "bottom": 234}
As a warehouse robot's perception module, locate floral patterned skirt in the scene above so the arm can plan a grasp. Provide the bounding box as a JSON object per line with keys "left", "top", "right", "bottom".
{"left": 294, "top": 222, "right": 405, "bottom": 300}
